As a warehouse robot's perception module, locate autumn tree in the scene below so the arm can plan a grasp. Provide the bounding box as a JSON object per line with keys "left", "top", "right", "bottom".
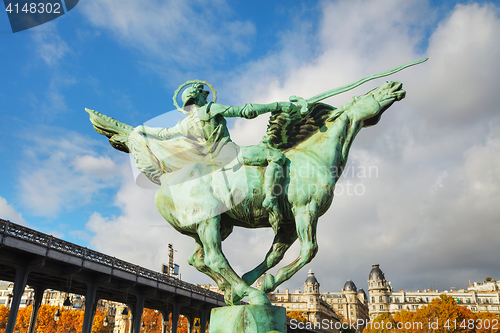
{"left": 365, "top": 294, "right": 499, "bottom": 333}
{"left": 35, "top": 305, "right": 58, "bottom": 333}
{"left": 363, "top": 312, "right": 397, "bottom": 333}
{"left": 56, "top": 309, "right": 82, "bottom": 333}
{"left": 141, "top": 308, "right": 162, "bottom": 333}
{"left": 0, "top": 305, "right": 9, "bottom": 332}
{"left": 287, "top": 311, "right": 307, "bottom": 323}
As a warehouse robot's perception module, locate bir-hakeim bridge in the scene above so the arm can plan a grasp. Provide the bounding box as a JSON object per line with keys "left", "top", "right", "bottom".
{"left": 0, "top": 218, "right": 225, "bottom": 333}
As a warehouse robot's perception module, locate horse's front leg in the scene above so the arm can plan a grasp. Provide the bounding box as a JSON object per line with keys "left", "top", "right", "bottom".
{"left": 261, "top": 202, "right": 319, "bottom": 293}
{"left": 198, "top": 216, "right": 270, "bottom": 305}
{"left": 242, "top": 225, "right": 297, "bottom": 286}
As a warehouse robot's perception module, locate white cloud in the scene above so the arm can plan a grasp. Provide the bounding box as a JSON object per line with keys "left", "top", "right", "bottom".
{"left": 0, "top": 197, "right": 26, "bottom": 225}
{"left": 79, "top": 0, "right": 256, "bottom": 72}
{"left": 18, "top": 129, "right": 121, "bottom": 216}
{"left": 32, "top": 31, "right": 70, "bottom": 66}
{"left": 227, "top": 0, "right": 500, "bottom": 291}
{"left": 85, "top": 0, "right": 500, "bottom": 293}
{"left": 73, "top": 155, "right": 118, "bottom": 179}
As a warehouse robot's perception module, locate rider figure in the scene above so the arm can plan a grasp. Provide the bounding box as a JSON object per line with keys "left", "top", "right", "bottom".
{"left": 135, "top": 82, "right": 299, "bottom": 233}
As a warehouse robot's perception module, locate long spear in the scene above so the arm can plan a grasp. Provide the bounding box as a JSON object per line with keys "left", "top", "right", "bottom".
{"left": 290, "top": 57, "right": 428, "bottom": 110}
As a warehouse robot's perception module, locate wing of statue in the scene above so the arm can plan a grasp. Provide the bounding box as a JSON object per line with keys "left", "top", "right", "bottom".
{"left": 85, "top": 108, "right": 134, "bottom": 153}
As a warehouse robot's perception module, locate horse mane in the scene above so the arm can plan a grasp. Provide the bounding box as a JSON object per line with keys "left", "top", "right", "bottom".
{"left": 262, "top": 103, "right": 345, "bottom": 151}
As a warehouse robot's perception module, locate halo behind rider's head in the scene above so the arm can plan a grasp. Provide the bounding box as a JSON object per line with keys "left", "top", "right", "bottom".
{"left": 182, "top": 83, "right": 210, "bottom": 109}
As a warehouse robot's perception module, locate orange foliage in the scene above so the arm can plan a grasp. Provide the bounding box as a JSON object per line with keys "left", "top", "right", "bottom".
{"left": 0, "top": 305, "right": 9, "bottom": 330}
{"left": 56, "top": 309, "right": 83, "bottom": 333}
{"left": 0, "top": 303, "right": 210, "bottom": 333}
{"left": 141, "top": 308, "right": 162, "bottom": 333}
{"left": 287, "top": 311, "right": 308, "bottom": 323}
{"left": 363, "top": 312, "right": 396, "bottom": 333}
{"left": 35, "top": 305, "right": 59, "bottom": 333}
{"left": 14, "top": 305, "right": 32, "bottom": 332}
{"left": 364, "top": 294, "right": 500, "bottom": 333}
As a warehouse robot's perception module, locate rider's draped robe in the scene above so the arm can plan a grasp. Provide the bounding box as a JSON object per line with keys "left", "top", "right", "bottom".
{"left": 128, "top": 102, "right": 278, "bottom": 185}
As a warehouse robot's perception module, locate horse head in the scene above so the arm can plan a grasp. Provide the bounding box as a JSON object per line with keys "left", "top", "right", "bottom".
{"left": 348, "top": 81, "right": 406, "bottom": 127}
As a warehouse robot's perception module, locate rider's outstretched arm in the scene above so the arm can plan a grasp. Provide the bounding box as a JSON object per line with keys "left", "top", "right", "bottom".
{"left": 215, "top": 102, "right": 298, "bottom": 119}
{"left": 134, "top": 121, "right": 184, "bottom": 140}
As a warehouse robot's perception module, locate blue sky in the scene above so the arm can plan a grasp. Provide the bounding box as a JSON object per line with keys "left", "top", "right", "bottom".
{"left": 1, "top": 0, "right": 499, "bottom": 294}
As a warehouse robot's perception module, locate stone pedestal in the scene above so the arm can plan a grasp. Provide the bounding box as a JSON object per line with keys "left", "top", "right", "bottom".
{"left": 209, "top": 304, "right": 286, "bottom": 333}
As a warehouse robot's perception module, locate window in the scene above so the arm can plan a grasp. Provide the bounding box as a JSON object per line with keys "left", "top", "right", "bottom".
{"left": 338, "top": 305, "right": 342, "bottom": 309}
{"left": 379, "top": 305, "right": 383, "bottom": 310}
{"left": 20, "top": 299, "right": 27, "bottom": 304}
{"left": 350, "top": 311, "right": 353, "bottom": 316}
{"left": 298, "top": 297, "right": 301, "bottom": 302}
{"left": 379, "top": 296, "right": 383, "bottom": 302}
{"left": 310, "top": 296, "right": 313, "bottom": 302}
{"left": 0, "top": 300, "right": 5, "bottom": 305}
{"left": 372, "top": 305, "right": 375, "bottom": 310}
{"left": 398, "top": 305, "right": 402, "bottom": 309}
{"left": 350, "top": 304, "right": 353, "bottom": 309}
{"left": 371, "top": 297, "right": 375, "bottom": 303}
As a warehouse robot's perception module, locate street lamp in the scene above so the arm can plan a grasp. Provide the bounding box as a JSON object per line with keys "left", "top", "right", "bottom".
{"left": 121, "top": 307, "right": 129, "bottom": 320}
{"left": 63, "top": 296, "right": 72, "bottom": 307}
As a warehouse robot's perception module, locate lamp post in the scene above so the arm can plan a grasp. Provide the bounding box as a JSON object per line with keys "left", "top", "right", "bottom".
{"left": 194, "top": 318, "right": 200, "bottom": 333}
{"left": 54, "top": 309, "right": 61, "bottom": 322}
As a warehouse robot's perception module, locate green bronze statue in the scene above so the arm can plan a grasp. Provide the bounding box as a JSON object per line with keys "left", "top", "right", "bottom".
{"left": 86, "top": 59, "right": 426, "bottom": 312}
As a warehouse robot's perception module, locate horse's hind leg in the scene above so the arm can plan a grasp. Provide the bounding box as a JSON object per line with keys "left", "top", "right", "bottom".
{"left": 188, "top": 224, "right": 234, "bottom": 293}
{"left": 261, "top": 202, "right": 319, "bottom": 293}
{"left": 197, "top": 216, "right": 270, "bottom": 305}
{"left": 242, "top": 225, "right": 297, "bottom": 286}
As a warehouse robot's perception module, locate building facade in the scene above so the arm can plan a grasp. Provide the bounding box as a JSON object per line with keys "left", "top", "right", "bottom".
{"left": 268, "top": 270, "right": 354, "bottom": 332}
{"left": 0, "top": 283, "right": 34, "bottom": 309}
{"left": 367, "top": 264, "right": 500, "bottom": 319}
{"left": 322, "top": 279, "right": 369, "bottom": 327}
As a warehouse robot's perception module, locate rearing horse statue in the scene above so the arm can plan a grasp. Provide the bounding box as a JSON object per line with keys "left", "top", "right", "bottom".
{"left": 86, "top": 60, "right": 423, "bottom": 306}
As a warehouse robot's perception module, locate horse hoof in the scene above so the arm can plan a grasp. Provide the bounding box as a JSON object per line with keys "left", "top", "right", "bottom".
{"left": 262, "top": 274, "right": 276, "bottom": 293}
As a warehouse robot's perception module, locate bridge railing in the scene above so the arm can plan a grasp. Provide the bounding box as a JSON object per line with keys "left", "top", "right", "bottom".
{"left": 0, "top": 219, "right": 224, "bottom": 301}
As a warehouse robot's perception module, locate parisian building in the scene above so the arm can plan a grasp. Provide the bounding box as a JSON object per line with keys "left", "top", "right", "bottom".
{"left": 321, "top": 279, "right": 370, "bottom": 328}
{"left": 268, "top": 270, "right": 339, "bottom": 332}
{"left": 266, "top": 269, "right": 371, "bottom": 332}
{"left": 367, "top": 264, "right": 500, "bottom": 320}
{"left": 0, "top": 282, "right": 34, "bottom": 309}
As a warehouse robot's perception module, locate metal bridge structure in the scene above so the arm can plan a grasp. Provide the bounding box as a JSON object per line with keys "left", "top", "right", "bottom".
{"left": 0, "top": 218, "right": 225, "bottom": 333}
